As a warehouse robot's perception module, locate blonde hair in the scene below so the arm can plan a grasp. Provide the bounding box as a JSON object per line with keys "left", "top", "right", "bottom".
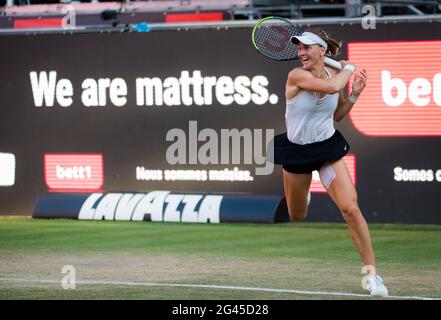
{"left": 305, "top": 28, "right": 342, "bottom": 57}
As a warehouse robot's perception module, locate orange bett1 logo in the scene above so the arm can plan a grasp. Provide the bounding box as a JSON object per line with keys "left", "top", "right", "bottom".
{"left": 44, "top": 154, "right": 104, "bottom": 192}
{"left": 348, "top": 40, "right": 441, "bottom": 136}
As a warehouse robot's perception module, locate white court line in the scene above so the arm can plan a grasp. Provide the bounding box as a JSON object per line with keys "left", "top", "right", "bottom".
{"left": 0, "top": 277, "right": 439, "bottom": 300}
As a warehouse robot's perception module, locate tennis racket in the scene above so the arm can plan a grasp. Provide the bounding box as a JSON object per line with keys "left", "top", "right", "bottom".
{"left": 251, "top": 16, "right": 342, "bottom": 70}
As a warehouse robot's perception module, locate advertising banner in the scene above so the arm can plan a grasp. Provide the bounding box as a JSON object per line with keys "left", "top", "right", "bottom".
{"left": 1, "top": 20, "right": 440, "bottom": 223}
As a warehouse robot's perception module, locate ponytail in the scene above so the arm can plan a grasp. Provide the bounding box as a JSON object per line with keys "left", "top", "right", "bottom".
{"left": 305, "top": 28, "right": 342, "bottom": 57}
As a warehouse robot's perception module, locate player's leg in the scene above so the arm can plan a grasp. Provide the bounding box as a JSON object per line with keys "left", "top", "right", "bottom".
{"left": 324, "top": 159, "right": 388, "bottom": 296}
{"left": 283, "top": 169, "right": 312, "bottom": 222}
{"left": 324, "top": 159, "right": 375, "bottom": 266}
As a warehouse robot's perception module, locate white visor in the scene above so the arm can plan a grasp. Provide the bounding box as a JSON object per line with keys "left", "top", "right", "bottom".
{"left": 291, "top": 32, "right": 328, "bottom": 51}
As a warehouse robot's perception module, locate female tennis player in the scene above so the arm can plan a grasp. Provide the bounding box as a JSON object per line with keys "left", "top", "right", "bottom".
{"left": 274, "top": 29, "right": 389, "bottom": 297}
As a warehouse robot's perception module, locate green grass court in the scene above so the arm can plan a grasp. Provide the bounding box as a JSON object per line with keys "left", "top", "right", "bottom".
{"left": 0, "top": 216, "right": 440, "bottom": 300}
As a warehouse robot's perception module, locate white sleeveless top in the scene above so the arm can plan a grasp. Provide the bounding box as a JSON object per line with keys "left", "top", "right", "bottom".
{"left": 285, "top": 68, "right": 339, "bottom": 145}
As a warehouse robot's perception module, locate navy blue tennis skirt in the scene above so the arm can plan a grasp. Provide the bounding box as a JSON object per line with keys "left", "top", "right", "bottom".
{"left": 271, "top": 129, "right": 350, "bottom": 174}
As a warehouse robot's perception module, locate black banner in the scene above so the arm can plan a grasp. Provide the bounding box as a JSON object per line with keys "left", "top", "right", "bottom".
{"left": 33, "top": 192, "right": 289, "bottom": 223}
{"left": 1, "top": 20, "right": 441, "bottom": 223}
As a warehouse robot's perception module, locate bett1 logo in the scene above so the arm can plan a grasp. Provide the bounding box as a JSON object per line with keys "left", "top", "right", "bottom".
{"left": 348, "top": 40, "right": 441, "bottom": 136}
{"left": 44, "top": 154, "right": 103, "bottom": 192}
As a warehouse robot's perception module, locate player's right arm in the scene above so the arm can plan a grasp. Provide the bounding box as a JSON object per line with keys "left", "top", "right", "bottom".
{"left": 287, "top": 62, "right": 355, "bottom": 94}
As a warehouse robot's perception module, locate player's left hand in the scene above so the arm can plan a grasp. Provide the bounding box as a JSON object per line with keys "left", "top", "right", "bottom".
{"left": 352, "top": 68, "right": 367, "bottom": 97}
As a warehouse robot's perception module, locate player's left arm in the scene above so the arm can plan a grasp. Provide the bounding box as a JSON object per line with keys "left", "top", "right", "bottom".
{"left": 334, "top": 68, "right": 367, "bottom": 122}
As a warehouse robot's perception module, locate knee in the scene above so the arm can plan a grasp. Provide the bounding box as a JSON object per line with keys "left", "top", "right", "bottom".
{"left": 284, "top": 193, "right": 310, "bottom": 223}
{"left": 288, "top": 209, "right": 308, "bottom": 222}
{"left": 340, "top": 202, "right": 361, "bottom": 222}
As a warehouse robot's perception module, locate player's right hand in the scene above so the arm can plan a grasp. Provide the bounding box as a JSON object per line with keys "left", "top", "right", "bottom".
{"left": 339, "top": 60, "right": 356, "bottom": 70}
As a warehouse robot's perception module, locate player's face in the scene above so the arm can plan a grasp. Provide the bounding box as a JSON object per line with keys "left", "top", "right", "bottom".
{"left": 297, "top": 43, "right": 323, "bottom": 70}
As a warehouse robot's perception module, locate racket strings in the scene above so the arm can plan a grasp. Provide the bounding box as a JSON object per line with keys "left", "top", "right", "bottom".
{"left": 254, "top": 21, "right": 301, "bottom": 60}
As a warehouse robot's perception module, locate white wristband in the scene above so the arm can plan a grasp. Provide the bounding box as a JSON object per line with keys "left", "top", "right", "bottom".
{"left": 348, "top": 93, "right": 359, "bottom": 103}
{"left": 343, "top": 64, "right": 356, "bottom": 73}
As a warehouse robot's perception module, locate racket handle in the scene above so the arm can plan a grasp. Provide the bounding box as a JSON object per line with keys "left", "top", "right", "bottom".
{"left": 324, "top": 57, "right": 342, "bottom": 70}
